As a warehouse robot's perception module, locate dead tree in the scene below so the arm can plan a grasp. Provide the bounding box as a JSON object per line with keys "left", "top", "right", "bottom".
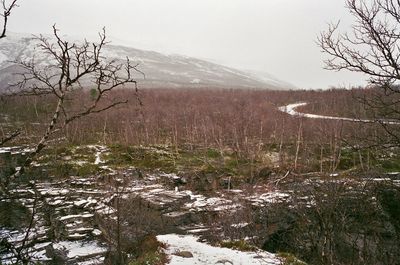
{"left": 3, "top": 25, "right": 140, "bottom": 183}
{"left": 0, "top": 0, "right": 18, "bottom": 39}
{"left": 0, "top": 25, "right": 141, "bottom": 263}
{"left": 318, "top": 0, "right": 400, "bottom": 146}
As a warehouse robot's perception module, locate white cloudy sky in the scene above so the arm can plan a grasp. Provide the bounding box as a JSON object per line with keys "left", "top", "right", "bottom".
{"left": 9, "top": 0, "right": 366, "bottom": 89}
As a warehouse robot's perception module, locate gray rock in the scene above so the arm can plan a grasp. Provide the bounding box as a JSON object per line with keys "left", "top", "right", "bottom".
{"left": 173, "top": 250, "right": 193, "bottom": 258}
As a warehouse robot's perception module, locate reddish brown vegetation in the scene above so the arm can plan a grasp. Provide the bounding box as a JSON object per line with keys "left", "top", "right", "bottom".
{"left": 1, "top": 87, "right": 395, "bottom": 174}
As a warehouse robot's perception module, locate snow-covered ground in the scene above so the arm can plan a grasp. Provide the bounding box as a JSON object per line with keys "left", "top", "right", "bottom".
{"left": 0, "top": 146, "right": 34, "bottom": 154}
{"left": 157, "top": 234, "right": 282, "bottom": 265}
{"left": 1, "top": 143, "right": 297, "bottom": 264}
{"left": 1, "top": 143, "right": 292, "bottom": 264}
{"left": 53, "top": 240, "right": 107, "bottom": 260}
{"left": 279, "top": 102, "right": 400, "bottom": 125}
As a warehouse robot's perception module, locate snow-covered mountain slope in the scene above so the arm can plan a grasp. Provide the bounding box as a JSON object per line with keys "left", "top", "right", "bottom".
{"left": 246, "top": 69, "right": 296, "bottom": 90}
{"left": 0, "top": 33, "right": 293, "bottom": 90}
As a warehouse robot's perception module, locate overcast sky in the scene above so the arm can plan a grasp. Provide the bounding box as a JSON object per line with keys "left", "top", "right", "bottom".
{"left": 9, "top": 0, "right": 366, "bottom": 89}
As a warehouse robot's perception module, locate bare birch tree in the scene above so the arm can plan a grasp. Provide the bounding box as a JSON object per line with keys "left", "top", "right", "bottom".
{"left": 0, "top": 25, "right": 141, "bottom": 263}
{"left": 319, "top": 0, "right": 400, "bottom": 146}
{"left": 5, "top": 25, "right": 140, "bottom": 181}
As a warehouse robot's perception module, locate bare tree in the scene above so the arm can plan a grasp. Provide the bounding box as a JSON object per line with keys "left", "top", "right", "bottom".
{"left": 0, "top": 0, "right": 18, "bottom": 39}
{"left": 0, "top": 26, "right": 140, "bottom": 263}
{"left": 318, "top": 0, "right": 400, "bottom": 146}
{"left": 319, "top": 0, "right": 400, "bottom": 86}
{"left": 2, "top": 25, "right": 140, "bottom": 183}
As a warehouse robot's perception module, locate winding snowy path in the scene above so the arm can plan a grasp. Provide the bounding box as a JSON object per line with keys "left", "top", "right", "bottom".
{"left": 279, "top": 102, "right": 400, "bottom": 125}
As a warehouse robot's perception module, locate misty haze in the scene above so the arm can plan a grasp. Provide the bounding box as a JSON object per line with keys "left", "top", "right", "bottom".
{"left": 1, "top": 1, "right": 400, "bottom": 265}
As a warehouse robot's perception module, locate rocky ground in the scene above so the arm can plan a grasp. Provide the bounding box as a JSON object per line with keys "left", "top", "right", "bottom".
{"left": 0, "top": 145, "right": 289, "bottom": 264}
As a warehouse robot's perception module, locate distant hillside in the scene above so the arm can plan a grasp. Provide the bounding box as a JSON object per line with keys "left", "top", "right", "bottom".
{"left": 0, "top": 33, "right": 294, "bottom": 91}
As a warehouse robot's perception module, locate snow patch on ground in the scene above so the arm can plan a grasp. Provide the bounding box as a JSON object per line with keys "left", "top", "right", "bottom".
{"left": 88, "top": 145, "right": 108, "bottom": 165}
{"left": 183, "top": 191, "right": 241, "bottom": 212}
{"left": 0, "top": 146, "right": 34, "bottom": 155}
{"left": 157, "top": 234, "right": 281, "bottom": 265}
{"left": 53, "top": 240, "right": 107, "bottom": 259}
{"left": 250, "top": 192, "right": 290, "bottom": 206}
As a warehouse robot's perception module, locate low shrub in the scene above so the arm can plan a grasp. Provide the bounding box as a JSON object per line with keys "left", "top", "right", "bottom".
{"left": 219, "top": 239, "right": 257, "bottom": 252}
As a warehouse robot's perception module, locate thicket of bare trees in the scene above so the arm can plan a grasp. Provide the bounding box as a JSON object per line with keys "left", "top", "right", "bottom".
{"left": 260, "top": 180, "right": 400, "bottom": 265}
{"left": 2, "top": 87, "right": 391, "bottom": 175}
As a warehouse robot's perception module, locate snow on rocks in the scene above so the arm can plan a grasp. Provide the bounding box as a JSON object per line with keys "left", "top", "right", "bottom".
{"left": 88, "top": 145, "right": 108, "bottom": 165}
{"left": 40, "top": 188, "right": 70, "bottom": 196}
{"left": 67, "top": 233, "right": 87, "bottom": 240}
{"left": 249, "top": 192, "right": 291, "bottom": 207}
{"left": 59, "top": 213, "right": 94, "bottom": 221}
{"left": 182, "top": 191, "right": 241, "bottom": 212}
{"left": 92, "top": 229, "right": 102, "bottom": 236}
{"left": 181, "top": 187, "right": 290, "bottom": 211}
{"left": 0, "top": 146, "right": 34, "bottom": 155}
{"left": 71, "top": 178, "right": 95, "bottom": 186}
{"left": 157, "top": 234, "right": 282, "bottom": 265}
{"left": 1, "top": 146, "right": 291, "bottom": 264}
{"left": 53, "top": 240, "right": 108, "bottom": 259}
{"left": 74, "top": 199, "right": 89, "bottom": 207}
{"left": 231, "top": 222, "right": 249, "bottom": 228}
{"left": 0, "top": 229, "right": 51, "bottom": 264}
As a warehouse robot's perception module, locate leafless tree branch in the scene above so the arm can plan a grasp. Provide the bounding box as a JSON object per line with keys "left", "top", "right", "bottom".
{"left": 1, "top": 25, "right": 141, "bottom": 191}
{"left": 0, "top": 128, "right": 20, "bottom": 146}
{"left": 319, "top": 0, "right": 400, "bottom": 146}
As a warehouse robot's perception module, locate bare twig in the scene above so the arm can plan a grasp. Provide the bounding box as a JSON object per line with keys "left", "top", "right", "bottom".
{"left": 275, "top": 170, "right": 291, "bottom": 186}
{"left": 0, "top": 128, "right": 20, "bottom": 146}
